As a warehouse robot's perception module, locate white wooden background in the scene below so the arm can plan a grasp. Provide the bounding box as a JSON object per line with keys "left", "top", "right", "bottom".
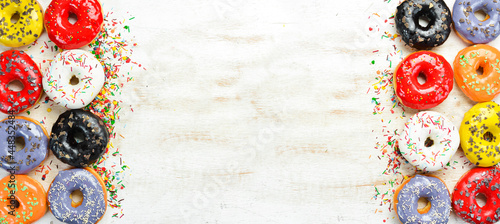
{"left": 119, "top": 0, "right": 492, "bottom": 223}
{"left": 2, "top": 0, "right": 497, "bottom": 223}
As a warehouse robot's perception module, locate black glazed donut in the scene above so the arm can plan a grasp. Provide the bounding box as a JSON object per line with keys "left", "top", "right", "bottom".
{"left": 395, "top": 0, "right": 452, "bottom": 49}
{"left": 49, "top": 109, "right": 109, "bottom": 167}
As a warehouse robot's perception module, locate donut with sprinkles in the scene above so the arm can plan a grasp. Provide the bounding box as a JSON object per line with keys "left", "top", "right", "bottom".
{"left": 0, "top": 0, "right": 44, "bottom": 47}
{"left": 0, "top": 175, "right": 47, "bottom": 223}
{"left": 0, "top": 117, "right": 48, "bottom": 174}
{"left": 452, "top": 167, "right": 500, "bottom": 224}
{"left": 44, "top": 0, "right": 104, "bottom": 49}
{"left": 0, "top": 50, "right": 43, "bottom": 114}
{"left": 42, "top": 49, "right": 105, "bottom": 109}
{"left": 460, "top": 101, "right": 500, "bottom": 167}
{"left": 395, "top": 0, "right": 452, "bottom": 49}
{"left": 394, "top": 51, "right": 454, "bottom": 110}
{"left": 454, "top": 44, "right": 500, "bottom": 102}
{"left": 49, "top": 109, "right": 109, "bottom": 167}
{"left": 394, "top": 174, "right": 451, "bottom": 224}
{"left": 48, "top": 168, "right": 107, "bottom": 224}
{"left": 398, "top": 111, "right": 460, "bottom": 172}
{"left": 452, "top": 0, "right": 500, "bottom": 44}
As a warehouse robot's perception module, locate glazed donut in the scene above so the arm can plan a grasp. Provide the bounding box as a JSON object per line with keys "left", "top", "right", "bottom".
{"left": 395, "top": 0, "right": 452, "bottom": 49}
{"left": 394, "top": 51, "right": 454, "bottom": 110}
{"left": 453, "top": 0, "right": 500, "bottom": 44}
{"left": 44, "top": 0, "right": 104, "bottom": 49}
{"left": 0, "top": 0, "right": 44, "bottom": 47}
{"left": 48, "top": 168, "right": 107, "bottom": 224}
{"left": 454, "top": 44, "right": 500, "bottom": 102}
{"left": 460, "top": 102, "right": 500, "bottom": 167}
{"left": 394, "top": 174, "right": 451, "bottom": 224}
{"left": 49, "top": 109, "right": 109, "bottom": 167}
{"left": 452, "top": 167, "right": 500, "bottom": 224}
{"left": 0, "top": 50, "right": 43, "bottom": 114}
{"left": 398, "top": 111, "right": 459, "bottom": 171}
{"left": 0, "top": 175, "right": 47, "bottom": 223}
{"left": 0, "top": 117, "right": 48, "bottom": 174}
{"left": 43, "top": 50, "right": 105, "bottom": 109}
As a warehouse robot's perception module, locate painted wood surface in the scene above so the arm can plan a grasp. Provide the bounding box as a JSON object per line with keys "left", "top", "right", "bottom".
{"left": 2, "top": 0, "right": 494, "bottom": 223}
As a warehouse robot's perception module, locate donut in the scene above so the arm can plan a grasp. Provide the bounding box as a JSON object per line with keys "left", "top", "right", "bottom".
{"left": 0, "top": 0, "right": 44, "bottom": 47}
{"left": 394, "top": 51, "right": 454, "bottom": 110}
{"left": 394, "top": 174, "right": 451, "bottom": 224}
{"left": 454, "top": 44, "right": 500, "bottom": 102}
{"left": 49, "top": 109, "right": 109, "bottom": 167}
{"left": 0, "top": 50, "right": 43, "bottom": 114}
{"left": 395, "top": 0, "right": 452, "bottom": 49}
{"left": 0, "top": 117, "right": 48, "bottom": 174}
{"left": 43, "top": 50, "right": 105, "bottom": 109}
{"left": 0, "top": 175, "right": 47, "bottom": 223}
{"left": 452, "top": 167, "right": 500, "bottom": 224}
{"left": 44, "top": 0, "right": 104, "bottom": 49}
{"left": 452, "top": 0, "right": 500, "bottom": 44}
{"left": 398, "top": 111, "right": 460, "bottom": 172}
{"left": 48, "top": 168, "right": 107, "bottom": 224}
{"left": 460, "top": 102, "right": 500, "bottom": 167}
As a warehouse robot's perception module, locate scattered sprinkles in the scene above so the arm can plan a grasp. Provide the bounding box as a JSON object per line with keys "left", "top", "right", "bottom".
{"left": 28, "top": 11, "right": 142, "bottom": 219}
{"left": 84, "top": 11, "right": 143, "bottom": 218}
{"left": 369, "top": 0, "right": 477, "bottom": 222}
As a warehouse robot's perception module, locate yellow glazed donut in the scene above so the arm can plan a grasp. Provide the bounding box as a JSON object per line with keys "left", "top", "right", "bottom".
{"left": 460, "top": 102, "right": 500, "bottom": 167}
{"left": 0, "top": 0, "right": 43, "bottom": 47}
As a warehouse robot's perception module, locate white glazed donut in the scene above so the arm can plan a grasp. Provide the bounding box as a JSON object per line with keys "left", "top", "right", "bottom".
{"left": 398, "top": 111, "right": 459, "bottom": 171}
{"left": 43, "top": 50, "right": 105, "bottom": 109}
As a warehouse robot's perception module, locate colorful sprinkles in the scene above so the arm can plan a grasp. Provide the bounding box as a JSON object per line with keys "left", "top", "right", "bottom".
{"left": 28, "top": 11, "right": 143, "bottom": 219}
{"left": 84, "top": 11, "right": 143, "bottom": 218}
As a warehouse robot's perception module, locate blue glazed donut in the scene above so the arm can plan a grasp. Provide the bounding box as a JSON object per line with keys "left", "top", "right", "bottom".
{"left": 394, "top": 175, "right": 451, "bottom": 224}
{"left": 48, "top": 168, "right": 107, "bottom": 224}
{"left": 453, "top": 0, "right": 500, "bottom": 44}
{"left": 0, "top": 117, "right": 48, "bottom": 174}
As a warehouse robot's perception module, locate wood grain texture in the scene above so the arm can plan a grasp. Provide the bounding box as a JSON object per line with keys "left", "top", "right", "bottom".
{"left": 13, "top": 0, "right": 497, "bottom": 223}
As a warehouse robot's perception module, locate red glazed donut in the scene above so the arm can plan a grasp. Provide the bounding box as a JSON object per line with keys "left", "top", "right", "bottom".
{"left": 452, "top": 167, "right": 500, "bottom": 224}
{"left": 394, "top": 51, "right": 454, "bottom": 110}
{"left": 44, "top": 0, "right": 104, "bottom": 49}
{"left": 0, "top": 50, "right": 43, "bottom": 114}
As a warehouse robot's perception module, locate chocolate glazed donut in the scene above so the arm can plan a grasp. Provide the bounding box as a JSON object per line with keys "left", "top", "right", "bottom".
{"left": 49, "top": 109, "right": 109, "bottom": 167}
{"left": 395, "top": 0, "right": 452, "bottom": 49}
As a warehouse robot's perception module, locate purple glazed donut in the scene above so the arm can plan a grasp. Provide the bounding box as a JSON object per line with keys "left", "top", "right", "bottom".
{"left": 394, "top": 175, "right": 451, "bottom": 224}
{"left": 48, "top": 168, "right": 107, "bottom": 224}
{"left": 453, "top": 0, "right": 500, "bottom": 44}
{"left": 0, "top": 116, "right": 48, "bottom": 174}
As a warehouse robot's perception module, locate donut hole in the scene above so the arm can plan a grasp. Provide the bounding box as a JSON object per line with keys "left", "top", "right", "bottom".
{"left": 70, "top": 128, "right": 86, "bottom": 145}
{"left": 417, "top": 14, "right": 431, "bottom": 29}
{"left": 476, "top": 193, "right": 487, "bottom": 207}
{"left": 477, "top": 66, "right": 484, "bottom": 76}
{"left": 474, "top": 10, "right": 489, "bottom": 22}
{"left": 417, "top": 197, "right": 431, "bottom": 214}
{"left": 15, "top": 136, "right": 25, "bottom": 152}
{"left": 7, "top": 80, "right": 24, "bottom": 92}
{"left": 68, "top": 12, "right": 78, "bottom": 25}
{"left": 484, "top": 132, "right": 494, "bottom": 142}
{"left": 417, "top": 72, "right": 427, "bottom": 85}
{"left": 69, "top": 75, "right": 80, "bottom": 85}
{"left": 69, "top": 189, "right": 84, "bottom": 208}
{"left": 10, "top": 12, "right": 20, "bottom": 24}
{"left": 9, "top": 199, "right": 20, "bottom": 209}
{"left": 424, "top": 137, "right": 434, "bottom": 147}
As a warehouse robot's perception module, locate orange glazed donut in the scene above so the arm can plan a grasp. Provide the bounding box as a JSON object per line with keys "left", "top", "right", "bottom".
{"left": 454, "top": 44, "right": 500, "bottom": 102}
{"left": 0, "top": 175, "right": 47, "bottom": 223}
